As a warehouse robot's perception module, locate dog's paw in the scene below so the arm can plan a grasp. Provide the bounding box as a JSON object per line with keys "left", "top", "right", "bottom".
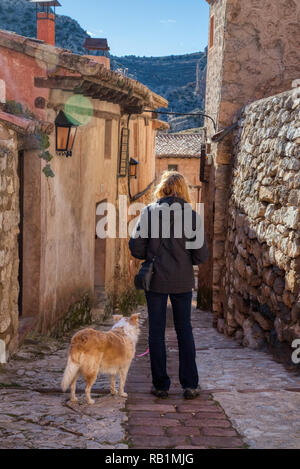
{"left": 87, "top": 398, "right": 95, "bottom": 405}
{"left": 119, "top": 392, "right": 128, "bottom": 398}
{"left": 70, "top": 397, "right": 78, "bottom": 403}
{"left": 110, "top": 391, "right": 116, "bottom": 396}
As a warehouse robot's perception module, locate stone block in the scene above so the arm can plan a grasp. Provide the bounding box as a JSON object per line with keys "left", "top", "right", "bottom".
{"left": 242, "top": 318, "right": 265, "bottom": 350}
{"left": 278, "top": 302, "right": 291, "bottom": 323}
{"left": 285, "top": 270, "right": 298, "bottom": 293}
{"left": 0, "top": 250, "right": 5, "bottom": 268}
{"left": 274, "top": 250, "right": 289, "bottom": 270}
{"left": 234, "top": 309, "right": 246, "bottom": 327}
{"left": 273, "top": 277, "right": 285, "bottom": 295}
{"left": 251, "top": 311, "right": 273, "bottom": 331}
{"left": 248, "top": 200, "right": 267, "bottom": 219}
{"left": 263, "top": 268, "right": 276, "bottom": 287}
{"left": 282, "top": 206, "right": 299, "bottom": 229}
{"left": 0, "top": 340, "right": 6, "bottom": 364}
{"left": 0, "top": 126, "right": 11, "bottom": 141}
{"left": 226, "top": 310, "right": 238, "bottom": 328}
{"left": 291, "top": 301, "right": 300, "bottom": 322}
{"left": 259, "top": 187, "right": 275, "bottom": 203}
{"left": 0, "top": 154, "right": 7, "bottom": 172}
{"left": 274, "top": 317, "right": 285, "bottom": 342}
{"left": 288, "top": 190, "right": 300, "bottom": 207}
{"left": 234, "top": 254, "right": 246, "bottom": 279}
{"left": 281, "top": 157, "right": 300, "bottom": 171}
{"left": 287, "top": 239, "right": 300, "bottom": 259}
{"left": 282, "top": 290, "right": 294, "bottom": 308}
{"left": 235, "top": 212, "right": 245, "bottom": 230}
{"left": 0, "top": 312, "right": 11, "bottom": 334}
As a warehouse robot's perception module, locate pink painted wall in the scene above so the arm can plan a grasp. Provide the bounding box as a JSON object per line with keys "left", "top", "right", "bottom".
{"left": 0, "top": 46, "right": 49, "bottom": 120}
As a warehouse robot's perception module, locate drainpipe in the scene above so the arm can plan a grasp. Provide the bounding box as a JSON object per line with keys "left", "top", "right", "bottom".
{"left": 126, "top": 114, "right": 133, "bottom": 202}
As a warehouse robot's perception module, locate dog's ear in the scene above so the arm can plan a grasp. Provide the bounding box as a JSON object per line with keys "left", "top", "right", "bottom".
{"left": 112, "top": 314, "right": 123, "bottom": 323}
{"left": 129, "top": 313, "right": 140, "bottom": 326}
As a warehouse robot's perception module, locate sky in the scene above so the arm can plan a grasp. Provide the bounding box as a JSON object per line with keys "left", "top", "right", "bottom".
{"left": 58, "top": 0, "right": 210, "bottom": 57}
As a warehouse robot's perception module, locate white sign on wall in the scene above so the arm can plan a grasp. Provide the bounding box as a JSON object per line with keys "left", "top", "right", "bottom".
{"left": 0, "top": 80, "right": 6, "bottom": 104}
{"left": 0, "top": 340, "right": 6, "bottom": 364}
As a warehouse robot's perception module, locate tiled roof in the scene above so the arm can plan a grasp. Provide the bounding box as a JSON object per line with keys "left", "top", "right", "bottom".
{"left": 156, "top": 133, "right": 204, "bottom": 158}
{"left": 83, "top": 38, "right": 109, "bottom": 51}
{"left": 0, "top": 29, "right": 168, "bottom": 111}
{"left": 0, "top": 109, "right": 53, "bottom": 135}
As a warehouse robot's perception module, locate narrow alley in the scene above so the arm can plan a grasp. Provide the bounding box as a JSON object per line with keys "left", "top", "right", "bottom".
{"left": 0, "top": 0, "right": 299, "bottom": 454}
{"left": 0, "top": 301, "right": 299, "bottom": 449}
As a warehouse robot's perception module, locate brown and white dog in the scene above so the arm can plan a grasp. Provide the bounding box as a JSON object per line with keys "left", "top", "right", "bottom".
{"left": 61, "top": 313, "right": 140, "bottom": 404}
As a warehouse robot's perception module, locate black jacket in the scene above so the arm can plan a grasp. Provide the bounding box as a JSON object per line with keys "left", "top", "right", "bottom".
{"left": 129, "top": 196, "right": 209, "bottom": 293}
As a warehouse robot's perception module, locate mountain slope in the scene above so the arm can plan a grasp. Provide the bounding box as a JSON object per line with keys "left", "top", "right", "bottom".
{"left": 111, "top": 52, "right": 207, "bottom": 127}
{"left": 0, "top": 0, "right": 207, "bottom": 130}
{"left": 0, "top": 0, "right": 89, "bottom": 54}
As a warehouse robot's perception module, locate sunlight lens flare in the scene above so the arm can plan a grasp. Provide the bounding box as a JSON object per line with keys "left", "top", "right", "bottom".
{"left": 64, "top": 94, "right": 94, "bottom": 127}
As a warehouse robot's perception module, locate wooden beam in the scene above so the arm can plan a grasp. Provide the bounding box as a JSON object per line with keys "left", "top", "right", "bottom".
{"left": 35, "top": 75, "right": 158, "bottom": 112}
{"left": 35, "top": 76, "right": 84, "bottom": 90}
{"left": 121, "top": 103, "right": 144, "bottom": 115}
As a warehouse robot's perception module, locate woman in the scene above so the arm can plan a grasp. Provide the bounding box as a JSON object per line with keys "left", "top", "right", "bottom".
{"left": 129, "top": 171, "right": 209, "bottom": 399}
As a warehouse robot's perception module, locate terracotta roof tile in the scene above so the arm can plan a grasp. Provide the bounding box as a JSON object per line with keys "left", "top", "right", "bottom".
{"left": 83, "top": 38, "right": 109, "bottom": 51}
{"left": 156, "top": 133, "right": 204, "bottom": 158}
{"left": 0, "top": 29, "right": 168, "bottom": 110}
{"left": 0, "top": 110, "right": 53, "bottom": 135}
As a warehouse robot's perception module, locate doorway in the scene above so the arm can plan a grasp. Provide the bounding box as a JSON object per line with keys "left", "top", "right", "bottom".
{"left": 94, "top": 201, "right": 107, "bottom": 307}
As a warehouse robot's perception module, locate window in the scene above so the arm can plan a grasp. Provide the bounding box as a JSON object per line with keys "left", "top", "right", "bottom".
{"left": 168, "top": 164, "right": 178, "bottom": 171}
{"left": 104, "top": 120, "right": 112, "bottom": 159}
{"left": 209, "top": 15, "right": 215, "bottom": 49}
{"left": 134, "top": 122, "right": 139, "bottom": 158}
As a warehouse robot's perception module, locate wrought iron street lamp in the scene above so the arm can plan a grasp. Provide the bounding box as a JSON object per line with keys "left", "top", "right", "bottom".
{"left": 55, "top": 110, "right": 78, "bottom": 157}
{"left": 129, "top": 158, "right": 139, "bottom": 178}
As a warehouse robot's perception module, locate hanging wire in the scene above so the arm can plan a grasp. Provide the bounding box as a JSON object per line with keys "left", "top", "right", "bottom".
{"left": 143, "top": 109, "right": 217, "bottom": 133}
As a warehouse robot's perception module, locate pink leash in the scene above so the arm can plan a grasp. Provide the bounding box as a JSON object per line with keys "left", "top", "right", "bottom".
{"left": 136, "top": 348, "right": 150, "bottom": 358}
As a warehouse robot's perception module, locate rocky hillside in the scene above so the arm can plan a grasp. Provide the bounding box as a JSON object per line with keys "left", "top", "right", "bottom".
{"left": 0, "top": 0, "right": 89, "bottom": 54}
{"left": 0, "top": 0, "right": 207, "bottom": 130}
{"left": 112, "top": 53, "right": 207, "bottom": 128}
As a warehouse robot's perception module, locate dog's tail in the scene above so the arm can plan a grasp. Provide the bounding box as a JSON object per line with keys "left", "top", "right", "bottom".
{"left": 61, "top": 355, "right": 80, "bottom": 392}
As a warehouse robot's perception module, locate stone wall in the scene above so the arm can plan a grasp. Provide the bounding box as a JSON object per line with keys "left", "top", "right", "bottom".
{"left": 218, "top": 88, "right": 300, "bottom": 349}
{"left": 199, "top": 0, "right": 228, "bottom": 311}
{"left": 206, "top": 0, "right": 300, "bottom": 135}
{"left": 0, "top": 123, "right": 19, "bottom": 359}
{"left": 204, "top": 0, "right": 300, "bottom": 324}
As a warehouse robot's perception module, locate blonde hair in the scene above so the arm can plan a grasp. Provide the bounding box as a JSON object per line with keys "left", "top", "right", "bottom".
{"left": 154, "top": 171, "right": 192, "bottom": 204}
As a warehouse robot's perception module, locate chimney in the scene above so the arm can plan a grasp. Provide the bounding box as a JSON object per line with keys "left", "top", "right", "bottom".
{"left": 30, "top": 0, "right": 61, "bottom": 46}
{"left": 83, "top": 38, "right": 111, "bottom": 70}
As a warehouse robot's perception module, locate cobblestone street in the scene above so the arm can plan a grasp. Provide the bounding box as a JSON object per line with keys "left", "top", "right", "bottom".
{"left": 0, "top": 316, "right": 130, "bottom": 450}
{"left": 126, "top": 304, "right": 300, "bottom": 449}
{"left": 0, "top": 0, "right": 299, "bottom": 455}
{"left": 0, "top": 303, "right": 299, "bottom": 449}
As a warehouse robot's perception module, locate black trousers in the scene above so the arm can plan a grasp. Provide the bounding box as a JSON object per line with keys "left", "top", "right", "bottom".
{"left": 146, "top": 290, "right": 199, "bottom": 391}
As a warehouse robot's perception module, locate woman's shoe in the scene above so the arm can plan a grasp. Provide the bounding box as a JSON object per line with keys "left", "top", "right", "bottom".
{"left": 183, "top": 388, "right": 200, "bottom": 400}
{"left": 151, "top": 386, "right": 169, "bottom": 399}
